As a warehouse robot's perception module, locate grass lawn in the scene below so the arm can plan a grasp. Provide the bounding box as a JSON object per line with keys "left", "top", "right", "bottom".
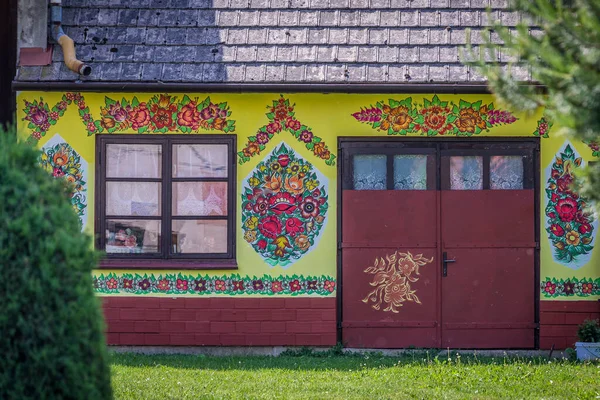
{"left": 111, "top": 350, "right": 600, "bottom": 399}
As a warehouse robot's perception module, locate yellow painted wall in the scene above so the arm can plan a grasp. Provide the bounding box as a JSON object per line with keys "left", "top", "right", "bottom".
{"left": 16, "top": 91, "right": 600, "bottom": 299}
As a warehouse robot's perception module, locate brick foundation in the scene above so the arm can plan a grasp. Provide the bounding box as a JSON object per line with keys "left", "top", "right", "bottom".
{"left": 539, "top": 301, "right": 600, "bottom": 350}
{"left": 101, "top": 297, "right": 337, "bottom": 346}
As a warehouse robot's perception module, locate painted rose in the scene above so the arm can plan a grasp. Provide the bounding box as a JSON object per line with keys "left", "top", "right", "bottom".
{"left": 27, "top": 105, "right": 49, "bottom": 126}
{"left": 421, "top": 106, "right": 451, "bottom": 135}
{"left": 177, "top": 101, "right": 201, "bottom": 130}
{"left": 129, "top": 103, "right": 151, "bottom": 130}
{"left": 299, "top": 130, "right": 313, "bottom": 143}
{"left": 455, "top": 107, "right": 486, "bottom": 133}
{"left": 313, "top": 142, "right": 331, "bottom": 160}
{"left": 278, "top": 154, "right": 291, "bottom": 167}
{"left": 266, "top": 121, "right": 282, "bottom": 134}
{"left": 257, "top": 239, "right": 267, "bottom": 250}
{"left": 258, "top": 215, "right": 283, "bottom": 239}
{"left": 285, "top": 217, "right": 304, "bottom": 237}
{"left": 284, "top": 175, "right": 304, "bottom": 195}
{"left": 398, "top": 257, "right": 417, "bottom": 277}
{"left": 107, "top": 102, "right": 130, "bottom": 122}
{"left": 579, "top": 223, "right": 593, "bottom": 234}
{"left": 381, "top": 105, "right": 412, "bottom": 132}
{"left": 242, "top": 142, "right": 260, "bottom": 158}
{"left": 264, "top": 175, "right": 282, "bottom": 193}
{"left": 150, "top": 95, "right": 178, "bottom": 129}
{"left": 556, "top": 174, "right": 574, "bottom": 193}
{"left": 294, "top": 234, "right": 310, "bottom": 251}
{"left": 550, "top": 224, "right": 565, "bottom": 237}
{"left": 554, "top": 197, "right": 578, "bottom": 222}
{"left": 212, "top": 117, "right": 226, "bottom": 130}
{"left": 384, "top": 273, "right": 409, "bottom": 306}
{"left": 285, "top": 118, "right": 302, "bottom": 131}
{"left": 256, "top": 131, "right": 270, "bottom": 144}
{"left": 200, "top": 103, "right": 227, "bottom": 120}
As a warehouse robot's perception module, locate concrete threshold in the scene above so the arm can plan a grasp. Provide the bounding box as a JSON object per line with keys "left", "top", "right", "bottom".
{"left": 111, "top": 346, "right": 568, "bottom": 359}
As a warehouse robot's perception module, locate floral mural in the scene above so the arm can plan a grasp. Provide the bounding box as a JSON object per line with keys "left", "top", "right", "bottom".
{"left": 238, "top": 96, "right": 336, "bottom": 166}
{"left": 532, "top": 116, "right": 552, "bottom": 138}
{"left": 362, "top": 251, "right": 433, "bottom": 313}
{"left": 94, "top": 273, "right": 336, "bottom": 296}
{"left": 541, "top": 277, "right": 600, "bottom": 298}
{"left": 352, "top": 95, "right": 517, "bottom": 136}
{"left": 242, "top": 144, "right": 328, "bottom": 267}
{"left": 22, "top": 92, "right": 236, "bottom": 143}
{"left": 545, "top": 142, "right": 597, "bottom": 268}
{"left": 39, "top": 134, "right": 88, "bottom": 229}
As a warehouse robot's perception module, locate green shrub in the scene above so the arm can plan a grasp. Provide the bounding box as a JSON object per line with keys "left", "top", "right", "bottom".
{"left": 0, "top": 129, "right": 112, "bottom": 399}
{"left": 577, "top": 319, "right": 600, "bottom": 343}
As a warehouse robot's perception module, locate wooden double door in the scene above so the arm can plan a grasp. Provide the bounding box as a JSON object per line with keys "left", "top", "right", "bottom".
{"left": 339, "top": 140, "right": 538, "bottom": 349}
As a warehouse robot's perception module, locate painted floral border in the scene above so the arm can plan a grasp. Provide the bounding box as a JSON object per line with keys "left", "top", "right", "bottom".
{"left": 541, "top": 277, "right": 600, "bottom": 298}
{"left": 352, "top": 95, "right": 517, "bottom": 136}
{"left": 532, "top": 115, "right": 600, "bottom": 157}
{"left": 93, "top": 273, "right": 336, "bottom": 296}
{"left": 21, "top": 92, "right": 236, "bottom": 143}
{"left": 238, "top": 96, "right": 336, "bottom": 166}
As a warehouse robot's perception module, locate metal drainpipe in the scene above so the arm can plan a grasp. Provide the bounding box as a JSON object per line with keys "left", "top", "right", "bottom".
{"left": 50, "top": 0, "right": 91, "bottom": 76}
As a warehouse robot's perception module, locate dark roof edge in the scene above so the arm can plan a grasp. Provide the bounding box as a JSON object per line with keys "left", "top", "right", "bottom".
{"left": 12, "top": 81, "right": 545, "bottom": 94}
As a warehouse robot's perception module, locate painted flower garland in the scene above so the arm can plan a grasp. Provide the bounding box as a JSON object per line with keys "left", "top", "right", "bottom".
{"left": 238, "top": 96, "right": 336, "bottom": 166}
{"left": 545, "top": 144, "right": 595, "bottom": 263}
{"left": 39, "top": 142, "right": 87, "bottom": 225}
{"left": 352, "top": 95, "right": 517, "bottom": 136}
{"left": 22, "top": 93, "right": 236, "bottom": 142}
{"left": 242, "top": 144, "right": 328, "bottom": 267}
{"left": 541, "top": 277, "right": 600, "bottom": 297}
{"left": 94, "top": 273, "right": 336, "bottom": 296}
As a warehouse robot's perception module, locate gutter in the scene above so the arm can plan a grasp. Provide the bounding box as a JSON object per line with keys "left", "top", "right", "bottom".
{"left": 11, "top": 81, "right": 546, "bottom": 94}
{"left": 50, "top": 0, "right": 91, "bottom": 76}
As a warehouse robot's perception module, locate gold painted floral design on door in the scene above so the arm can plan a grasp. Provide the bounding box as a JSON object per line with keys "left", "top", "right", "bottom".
{"left": 362, "top": 251, "right": 433, "bottom": 313}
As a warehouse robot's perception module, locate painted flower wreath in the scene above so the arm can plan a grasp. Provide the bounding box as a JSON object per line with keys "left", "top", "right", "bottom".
{"left": 242, "top": 144, "right": 328, "bottom": 266}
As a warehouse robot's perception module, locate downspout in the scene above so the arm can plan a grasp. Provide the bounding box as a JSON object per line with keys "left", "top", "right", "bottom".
{"left": 49, "top": 0, "right": 91, "bottom": 76}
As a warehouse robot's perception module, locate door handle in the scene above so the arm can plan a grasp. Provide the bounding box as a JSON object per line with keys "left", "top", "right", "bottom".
{"left": 442, "top": 252, "right": 456, "bottom": 277}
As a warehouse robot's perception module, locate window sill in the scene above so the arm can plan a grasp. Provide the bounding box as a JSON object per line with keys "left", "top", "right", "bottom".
{"left": 97, "top": 259, "right": 238, "bottom": 270}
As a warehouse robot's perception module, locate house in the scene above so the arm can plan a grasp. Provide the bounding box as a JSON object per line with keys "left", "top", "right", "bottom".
{"left": 14, "top": 0, "right": 599, "bottom": 350}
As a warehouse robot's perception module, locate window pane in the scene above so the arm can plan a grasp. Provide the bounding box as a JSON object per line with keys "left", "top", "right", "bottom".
{"left": 394, "top": 155, "right": 428, "bottom": 190}
{"left": 173, "top": 144, "right": 228, "bottom": 178}
{"left": 490, "top": 156, "right": 524, "bottom": 190}
{"left": 353, "top": 155, "right": 387, "bottom": 190}
{"left": 172, "top": 182, "right": 227, "bottom": 216}
{"left": 172, "top": 220, "right": 228, "bottom": 254}
{"left": 105, "top": 219, "right": 161, "bottom": 254}
{"left": 450, "top": 156, "right": 483, "bottom": 190}
{"left": 106, "top": 182, "right": 161, "bottom": 216}
{"left": 106, "top": 144, "right": 161, "bottom": 178}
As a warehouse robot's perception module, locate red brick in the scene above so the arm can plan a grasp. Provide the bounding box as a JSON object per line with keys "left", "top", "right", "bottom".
{"left": 246, "top": 309, "right": 273, "bottom": 321}
{"left": 105, "top": 333, "right": 120, "bottom": 345}
{"left": 271, "top": 334, "right": 296, "bottom": 346}
{"left": 311, "top": 322, "right": 335, "bottom": 334}
{"left": 160, "top": 321, "right": 186, "bottom": 333}
{"left": 540, "top": 336, "right": 567, "bottom": 350}
{"left": 310, "top": 298, "right": 335, "bottom": 309}
{"left": 108, "top": 297, "right": 139, "bottom": 308}
{"left": 159, "top": 298, "right": 187, "bottom": 308}
{"left": 210, "top": 322, "right": 236, "bottom": 333}
{"left": 144, "top": 309, "right": 171, "bottom": 321}
{"left": 135, "top": 298, "right": 161, "bottom": 308}
{"left": 322, "top": 310, "right": 336, "bottom": 321}
{"left": 195, "top": 334, "right": 220, "bottom": 345}
{"left": 220, "top": 334, "right": 247, "bottom": 346}
{"left": 120, "top": 333, "right": 145, "bottom": 345}
{"left": 260, "top": 298, "right": 286, "bottom": 309}
{"left": 120, "top": 309, "right": 146, "bottom": 320}
{"left": 170, "top": 309, "right": 197, "bottom": 321}
{"left": 209, "top": 298, "right": 236, "bottom": 309}
{"left": 285, "top": 298, "right": 312, "bottom": 309}
{"left": 134, "top": 321, "right": 161, "bottom": 333}
{"left": 286, "top": 321, "right": 313, "bottom": 333}
{"left": 540, "top": 325, "right": 578, "bottom": 337}
{"left": 102, "top": 308, "right": 120, "bottom": 321}
{"left": 184, "top": 298, "right": 212, "bottom": 309}
{"left": 220, "top": 310, "right": 247, "bottom": 321}
{"left": 106, "top": 320, "right": 135, "bottom": 333}
{"left": 321, "top": 333, "right": 337, "bottom": 346}
{"left": 186, "top": 321, "right": 210, "bottom": 333}
{"left": 196, "top": 309, "right": 223, "bottom": 321}
{"left": 144, "top": 334, "right": 170, "bottom": 345}
{"left": 246, "top": 335, "right": 271, "bottom": 346}
{"left": 296, "top": 334, "right": 322, "bottom": 346}
{"left": 565, "top": 313, "right": 591, "bottom": 325}
{"left": 234, "top": 298, "right": 261, "bottom": 309}
{"left": 236, "top": 322, "right": 261, "bottom": 334}
{"left": 100, "top": 297, "right": 112, "bottom": 307}
{"left": 296, "top": 310, "right": 324, "bottom": 322}
{"left": 170, "top": 334, "right": 197, "bottom": 345}
{"left": 271, "top": 309, "right": 297, "bottom": 321}
{"left": 261, "top": 322, "right": 286, "bottom": 333}
{"left": 539, "top": 312, "right": 565, "bottom": 325}
{"left": 540, "top": 301, "right": 600, "bottom": 313}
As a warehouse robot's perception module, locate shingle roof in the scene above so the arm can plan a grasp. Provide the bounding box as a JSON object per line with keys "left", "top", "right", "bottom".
{"left": 15, "top": 0, "right": 535, "bottom": 84}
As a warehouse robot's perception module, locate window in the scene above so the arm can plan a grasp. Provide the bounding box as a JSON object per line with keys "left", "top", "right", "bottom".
{"left": 96, "top": 135, "right": 236, "bottom": 268}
